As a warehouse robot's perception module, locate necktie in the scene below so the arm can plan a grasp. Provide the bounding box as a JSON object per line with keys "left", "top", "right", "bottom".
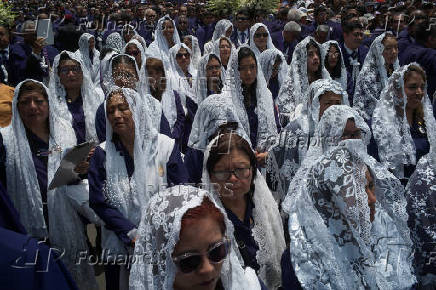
{"left": 0, "top": 50, "right": 7, "bottom": 64}
{"left": 241, "top": 31, "right": 246, "bottom": 44}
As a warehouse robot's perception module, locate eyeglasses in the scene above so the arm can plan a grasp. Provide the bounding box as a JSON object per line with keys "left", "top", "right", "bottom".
{"left": 176, "top": 52, "right": 190, "bottom": 59}
{"left": 58, "top": 65, "right": 82, "bottom": 75}
{"left": 237, "top": 17, "right": 249, "bottom": 21}
{"left": 254, "top": 32, "right": 268, "bottom": 38}
{"left": 206, "top": 65, "right": 221, "bottom": 71}
{"left": 212, "top": 167, "right": 251, "bottom": 181}
{"left": 173, "top": 238, "right": 230, "bottom": 273}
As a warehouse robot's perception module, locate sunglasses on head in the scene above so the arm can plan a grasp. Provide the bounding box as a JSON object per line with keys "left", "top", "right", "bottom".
{"left": 172, "top": 238, "right": 230, "bottom": 273}
{"left": 254, "top": 32, "right": 268, "bottom": 38}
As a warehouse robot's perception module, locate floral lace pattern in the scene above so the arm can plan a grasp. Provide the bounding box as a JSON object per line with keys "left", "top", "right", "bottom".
{"left": 259, "top": 48, "right": 288, "bottom": 90}
{"left": 77, "top": 32, "right": 100, "bottom": 83}
{"left": 249, "top": 23, "right": 276, "bottom": 58}
{"left": 321, "top": 41, "right": 347, "bottom": 91}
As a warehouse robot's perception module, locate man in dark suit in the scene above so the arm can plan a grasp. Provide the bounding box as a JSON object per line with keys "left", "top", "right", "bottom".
{"left": 230, "top": 9, "right": 251, "bottom": 48}
{"left": 54, "top": 14, "right": 83, "bottom": 52}
{"left": 339, "top": 20, "right": 369, "bottom": 103}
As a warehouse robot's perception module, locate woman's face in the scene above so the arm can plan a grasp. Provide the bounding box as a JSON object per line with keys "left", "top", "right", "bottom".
{"left": 205, "top": 57, "right": 221, "bottom": 81}
{"left": 238, "top": 56, "right": 257, "bottom": 86}
{"left": 382, "top": 37, "right": 398, "bottom": 67}
{"left": 327, "top": 44, "right": 339, "bottom": 71}
{"left": 17, "top": 90, "right": 49, "bottom": 129}
{"left": 271, "top": 58, "right": 282, "bottom": 79}
{"left": 225, "top": 26, "right": 232, "bottom": 38}
{"left": 365, "top": 169, "right": 376, "bottom": 223}
{"left": 404, "top": 71, "right": 425, "bottom": 111}
{"left": 106, "top": 93, "right": 135, "bottom": 137}
{"left": 125, "top": 44, "right": 142, "bottom": 68}
{"left": 318, "top": 91, "right": 342, "bottom": 120}
{"left": 253, "top": 26, "right": 268, "bottom": 52}
{"left": 163, "top": 20, "right": 175, "bottom": 43}
{"left": 307, "top": 45, "right": 321, "bottom": 75}
{"left": 89, "top": 37, "right": 95, "bottom": 51}
{"left": 112, "top": 62, "right": 138, "bottom": 89}
{"left": 218, "top": 39, "right": 231, "bottom": 64}
{"left": 209, "top": 149, "right": 253, "bottom": 200}
{"left": 172, "top": 216, "right": 224, "bottom": 290}
{"left": 183, "top": 36, "right": 192, "bottom": 51}
{"left": 58, "top": 59, "right": 83, "bottom": 90}
{"left": 176, "top": 47, "right": 191, "bottom": 73}
{"left": 146, "top": 62, "right": 166, "bottom": 93}
{"left": 341, "top": 119, "right": 361, "bottom": 140}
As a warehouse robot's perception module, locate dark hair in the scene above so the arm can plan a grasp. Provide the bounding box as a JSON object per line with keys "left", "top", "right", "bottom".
{"left": 146, "top": 58, "right": 164, "bottom": 74}
{"left": 342, "top": 20, "right": 363, "bottom": 34}
{"left": 100, "top": 47, "right": 116, "bottom": 60}
{"left": 324, "top": 43, "right": 342, "bottom": 79}
{"left": 181, "top": 196, "right": 226, "bottom": 235}
{"left": 161, "top": 17, "right": 173, "bottom": 30}
{"left": 208, "top": 54, "right": 222, "bottom": 66}
{"left": 307, "top": 39, "right": 322, "bottom": 80}
{"left": 238, "top": 47, "right": 258, "bottom": 108}
{"left": 415, "top": 21, "right": 436, "bottom": 46}
{"left": 219, "top": 37, "right": 231, "bottom": 47}
{"left": 18, "top": 80, "right": 48, "bottom": 100}
{"left": 206, "top": 133, "right": 257, "bottom": 189}
{"left": 404, "top": 64, "right": 426, "bottom": 125}
{"left": 58, "top": 52, "right": 81, "bottom": 70}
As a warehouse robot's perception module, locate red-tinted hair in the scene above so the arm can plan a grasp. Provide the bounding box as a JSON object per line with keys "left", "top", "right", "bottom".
{"left": 180, "top": 196, "right": 226, "bottom": 235}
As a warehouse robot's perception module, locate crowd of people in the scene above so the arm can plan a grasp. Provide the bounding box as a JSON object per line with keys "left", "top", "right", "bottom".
{"left": 0, "top": 0, "right": 435, "bottom": 289}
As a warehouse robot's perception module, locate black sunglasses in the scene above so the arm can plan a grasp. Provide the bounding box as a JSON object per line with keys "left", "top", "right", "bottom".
{"left": 254, "top": 32, "right": 268, "bottom": 38}
{"left": 172, "top": 238, "right": 230, "bottom": 273}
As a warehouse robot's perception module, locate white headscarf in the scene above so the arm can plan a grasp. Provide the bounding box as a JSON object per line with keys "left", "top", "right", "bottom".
{"left": 188, "top": 94, "right": 248, "bottom": 151}
{"left": 105, "top": 32, "right": 123, "bottom": 52}
{"left": 77, "top": 33, "right": 101, "bottom": 84}
{"left": 100, "top": 87, "right": 159, "bottom": 255}
{"left": 129, "top": 185, "right": 262, "bottom": 290}
{"left": 122, "top": 39, "right": 146, "bottom": 74}
{"left": 248, "top": 23, "right": 275, "bottom": 58}
{"left": 372, "top": 63, "right": 436, "bottom": 177}
{"left": 213, "top": 36, "right": 235, "bottom": 81}
{"left": 223, "top": 45, "right": 278, "bottom": 152}
{"left": 321, "top": 40, "right": 347, "bottom": 91}
{"left": 204, "top": 19, "right": 233, "bottom": 54}
{"left": 353, "top": 33, "right": 400, "bottom": 121}
{"left": 49, "top": 50, "right": 103, "bottom": 143}
{"left": 201, "top": 134, "right": 286, "bottom": 289}
{"left": 283, "top": 139, "right": 415, "bottom": 289}
{"left": 193, "top": 53, "right": 224, "bottom": 105}
{"left": 277, "top": 36, "right": 330, "bottom": 121}
{"left": 184, "top": 35, "right": 202, "bottom": 69}
{"left": 259, "top": 48, "right": 288, "bottom": 90}
{"left": 147, "top": 15, "right": 181, "bottom": 67}
{"left": 168, "top": 43, "right": 197, "bottom": 106}
{"left": 1, "top": 79, "right": 98, "bottom": 290}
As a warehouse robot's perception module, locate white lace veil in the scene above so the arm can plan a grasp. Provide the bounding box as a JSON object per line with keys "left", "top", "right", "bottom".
{"left": 168, "top": 43, "right": 197, "bottom": 105}
{"left": 122, "top": 39, "right": 146, "bottom": 74}
{"left": 147, "top": 15, "right": 181, "bottom": 67}
{"left": 372, "top": 63, "right": 436, "bottom": 176}
{"left": 223, "top": 45, "right": 278, "bottom": 152}
{"left": 200, "top": 133, "right": 286, "bottom": 289}
{"left": 204, "top": 19, "right": 233, "bottom": 55}
{"left": 184, "top": 35, "right": 202, "bottom": 69}
{"left": 259, "top": 48, "right": 288, "bottom": 89}
{"left": 188, "top": 94, "right": 249, "bottom": 151}
{"left": 129, "top": 185, "right": 262, "bottom": 290}
{"left": 277, "top": 36, "right": 330, "bottom": 120}
{"left": 283, "top": 139, "right": 415, "bottom": 289}
{"left": 105, "top": 32, "right": 123, "bottom": 52}
{"left": 1, "top": 79, "right": 98, "bottom": 289}
{"left": 193, "top": 53, "right": 224, "bottom": 105}
{"left": 213, "top": 36, "right": 235, "bottom": 81}
{"left": 100, "top": 87, "right": 158, "bottom": 254}
{"left": 248, "top": 23, "right": 275, "bottom": 58}
{"left": 321, "top": 41, "right": 347, "bottom": 91}
{"left": 49, "top": 50, "right": 103, "bottom": 143}
{"left": 77, "top": 33, "right": 101, "bottom": 84}
{"left": 353, "top": 33, "right": 400, "bottom": 121}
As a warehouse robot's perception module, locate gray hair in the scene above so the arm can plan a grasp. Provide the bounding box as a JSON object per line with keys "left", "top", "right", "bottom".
{"left": 21, "top": 20, "right": 36, "bottom": 32}
{"left": 316, "top": 24, "right": 330, "bottom": 33}
{"left": 287, "top": 8, "right": 302, "bottom": 21}
{"left": 284, "top": 21, "right": 302, "bottom": 32}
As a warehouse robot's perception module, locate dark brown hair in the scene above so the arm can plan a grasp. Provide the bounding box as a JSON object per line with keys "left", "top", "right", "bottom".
{"left": 18, "top": 80, "right": 48, "bottom": 100}
{"left": 404, "top": 64, "right": 426, "bottom": 125}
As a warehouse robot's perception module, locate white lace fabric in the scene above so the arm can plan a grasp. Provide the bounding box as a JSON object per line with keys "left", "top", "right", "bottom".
{"left": 213, "top": 36, "right": 235, "bottom": 82}
{"left": 223, "top": 45, "right": 278, "bottom": 152}
{"left": 285, "top": 139, "right": 415, "bottom": 289}
{"left": 277, "top": 36, "right": 330, "bottom": 120}
{"left": 49, "top": 50, "right": 103, "bottom": 143}
{"left": 122, "top": 39, "right": 146, "bottom": 74}
{"left": 129, "top": 185, "right": 262, "bottom": 290}
{"left": 105, "top": 32, "right": 123, "bottom": 52}
{"left": 185, "top": 35, "right": 202, "bottom": 69}
{"left": 1, "top": 80, "right": 99, "bottom": 290}
{"left": 193, "top": 53, "right": 224, "bottom": 105}
{"left": 248, "top": 23, "right": 276, "bottom": 58}
{"left": 200, "top": 135, "right": 286, "bottom": 289}
{"left": 372, "top": 63, "right": 436, "bottom": 177}
{"left": 321, "top": 41, "right": 347, "bottom": 91}
{"left": 204, "top": 19, "right": 233, "bottom": 55}
{"left": 77, "top": 32, "right": 101, "bottom": 84}
{"left": 353, "top": 33, "right": 400, "bottom": 121}
{"left": 259, "top": 48, "right": 288, "bottom": 89}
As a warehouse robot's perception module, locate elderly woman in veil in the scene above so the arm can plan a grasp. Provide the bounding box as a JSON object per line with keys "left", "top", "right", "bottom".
{"left": 213, "top": 36, "right": 235, "bottom": 80}
{"left": 129, "top": 185, "right": 264, "bottom": 289}
{"left": 281, "top": 105, "right": 415, "bottom": 289}
{"left": 277, "top": 36, "right": 330, "bottom": 125}
{"left": 372, "top": 63, "right": 436, "bottom": 182}
{"left": 353, "top": 32, "right": 400, "bottom": 122}
{"left": 89, "top": 87, "right": 188, "bottom": 290}
{"left": 147, "top": 15, "right": 181, "bottom": 66}
{"left": 0, "top": 79, "right": 101, "bottom": 289}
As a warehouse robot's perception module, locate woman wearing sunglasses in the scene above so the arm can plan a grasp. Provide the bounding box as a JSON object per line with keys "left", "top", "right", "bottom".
{"left": 130, "top": 185, "right": 264, "bottom": 290}
{"left": 201, "top": 132, "right": 285, "bottom": 289}
{"left": 249, "top": 23, "right": 276, "bottom": 58}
